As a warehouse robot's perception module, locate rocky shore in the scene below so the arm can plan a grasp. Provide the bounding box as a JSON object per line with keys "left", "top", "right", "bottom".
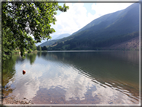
{"left": 3, "top": 96, "right": 34, "bottom": 104}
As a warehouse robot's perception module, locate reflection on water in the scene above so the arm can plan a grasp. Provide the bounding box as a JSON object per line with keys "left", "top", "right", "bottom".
{"left": 3, "top": 51, "right": 139, "bottom": 104}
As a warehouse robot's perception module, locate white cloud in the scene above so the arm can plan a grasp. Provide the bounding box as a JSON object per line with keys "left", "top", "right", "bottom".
{"left": 91, "top": 3, "right": 133, "bottom": 18}
{"left": 51, "top": 3, "right": 95, "bottom": 37}
{"left": 37, "top": 3, "right": 133, "bottom": 45}
{"left": 51, "top": 3, "right": 132, "bottom": 38}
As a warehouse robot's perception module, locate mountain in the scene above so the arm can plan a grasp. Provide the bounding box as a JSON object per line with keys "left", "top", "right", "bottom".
{"left": 53, "top": 33, "right": 70, "bottom": 40}
{"left": 40, "top": 33, "right": 70, "bottom": 47}
{"left": 40, "top": 39, "right": 58, "bottom": 47}
{"left": 48, "top": 3, "right": 139, "bottom": 50}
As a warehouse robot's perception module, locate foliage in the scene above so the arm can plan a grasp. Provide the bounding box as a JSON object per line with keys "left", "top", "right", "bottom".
{"left": 28, "top": 43, "right": 37, "bottom": 53}
{"left": 37, "top": 45, "right": 42, "bottom": 51}
{"left": 41, "top": 46, "right": 47, "bottom": 50}
{"left": 2, "top": 1, "right": 69, "bottom": 60}
{"left": 31, "top": 43, "right": 37, "bottom": 51}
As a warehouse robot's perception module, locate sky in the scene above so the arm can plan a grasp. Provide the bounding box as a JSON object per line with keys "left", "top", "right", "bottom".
{"left": 36, "top": 2, "right": 133, "bottom": 46}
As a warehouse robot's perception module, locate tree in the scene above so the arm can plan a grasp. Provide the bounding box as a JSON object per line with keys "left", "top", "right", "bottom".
{"left": 42, "top": 46, "right": 47, "bottom": 50}
{"left": 30, "top": 43, "right": 37, "bottom": 51}
{"left": 37, "top": 46, "right": 42, "bottom": 51}
{"left": 2, "top": 1, "right": 69, "bottom": 60}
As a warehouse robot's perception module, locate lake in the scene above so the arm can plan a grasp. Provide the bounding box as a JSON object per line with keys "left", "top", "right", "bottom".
{"left": 2, "top": 51, "right": 140, "bottom": 105}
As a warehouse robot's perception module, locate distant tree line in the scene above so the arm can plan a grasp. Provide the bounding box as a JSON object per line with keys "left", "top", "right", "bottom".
{"left": 47, "top": 32, "right": 139, "bottom": 50}
{"left": 36, "top": 46, "right": 48, "bottom": 51}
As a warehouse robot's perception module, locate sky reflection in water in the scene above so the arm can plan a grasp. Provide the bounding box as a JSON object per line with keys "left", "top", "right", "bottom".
{"left": 4, "top": 51, "right": 139, "bottom": 104}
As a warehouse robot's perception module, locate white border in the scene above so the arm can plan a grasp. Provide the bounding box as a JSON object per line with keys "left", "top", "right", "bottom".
{"left": 1, "top": 0, "right": 141, "bottom": 106}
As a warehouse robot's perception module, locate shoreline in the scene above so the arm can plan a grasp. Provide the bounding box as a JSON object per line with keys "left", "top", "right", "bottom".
{"left": 2, "top": 96, "right": 34, "bottom": 104}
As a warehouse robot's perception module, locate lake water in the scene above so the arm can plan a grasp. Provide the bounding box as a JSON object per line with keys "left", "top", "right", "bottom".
{"left": 2, "top": 51, "right": 140, "bottom": 105}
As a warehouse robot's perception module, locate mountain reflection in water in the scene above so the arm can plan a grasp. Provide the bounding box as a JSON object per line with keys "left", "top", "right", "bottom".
{"left": 3, "top": 51, "right": 139, "bottom": 104}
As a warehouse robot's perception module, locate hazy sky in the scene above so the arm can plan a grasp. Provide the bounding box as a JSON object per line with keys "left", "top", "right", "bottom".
{"left": 36, "top": 2, "right": 134, "bottom": 45}
{"left": 52, "top": 3, "right": 133, "bottom": 35}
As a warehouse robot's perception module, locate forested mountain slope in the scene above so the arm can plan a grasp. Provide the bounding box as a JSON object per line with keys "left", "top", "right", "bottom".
{"left": 47, "top": 3, "right": 139, "bottom": 50}
{"left": 40, "top": 33, "right": 70, "bottom": 47}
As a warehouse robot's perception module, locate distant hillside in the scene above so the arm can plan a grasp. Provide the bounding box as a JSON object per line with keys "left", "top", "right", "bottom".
{"left": 102, "top": 32, "right": 139, "bottom": 50}
{"left": 54, "top": 33, "right": 70, "bottom": 40}
{"left": 40, "top": 33, "right": 70, "bottom": 47}
{"left": 47, "top": 3, "right": 139, "bottom": 51}
{"left": 40, "top": 40, "right": 58, "bottom": 47}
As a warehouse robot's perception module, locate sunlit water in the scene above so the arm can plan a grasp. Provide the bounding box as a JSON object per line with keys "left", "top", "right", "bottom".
{"left": 3, "top": 51, "right": 140, "bottom": 104}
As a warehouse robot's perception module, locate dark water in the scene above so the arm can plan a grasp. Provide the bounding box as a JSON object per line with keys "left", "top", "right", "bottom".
{"left": 2, "top": 51, "right": 140, "bottom": 104}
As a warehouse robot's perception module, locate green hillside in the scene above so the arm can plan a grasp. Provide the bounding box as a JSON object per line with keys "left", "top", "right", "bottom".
{"left": 48, "top": 3, "right": 139, "bottom": 51}
{"left": 40, "top": 33, "right": 70, "bottom": 47}
{"left": 40, "top": 40, "right": 58, "bottom": 47}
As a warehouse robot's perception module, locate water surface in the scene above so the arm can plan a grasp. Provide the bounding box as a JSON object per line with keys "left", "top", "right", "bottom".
{"left": 3, "top": 51, "right": 140, "bottom": 104}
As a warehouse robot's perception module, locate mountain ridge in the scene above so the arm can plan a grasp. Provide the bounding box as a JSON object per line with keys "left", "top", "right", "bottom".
{"left": 40, "top": 33, "right": 70, "bottom": 47}
{"left": 46, "top": 3, "right": 139, "bottom": 50}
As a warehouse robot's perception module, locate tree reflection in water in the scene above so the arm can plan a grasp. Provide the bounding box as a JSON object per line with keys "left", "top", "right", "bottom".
{"left": 3, "top": 52, "right": 37, "bottom": 97}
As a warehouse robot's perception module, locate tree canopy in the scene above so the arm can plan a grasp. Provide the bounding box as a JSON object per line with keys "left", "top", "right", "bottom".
{"left": 2, "top": 1, "right": 69, "bottom": 60}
